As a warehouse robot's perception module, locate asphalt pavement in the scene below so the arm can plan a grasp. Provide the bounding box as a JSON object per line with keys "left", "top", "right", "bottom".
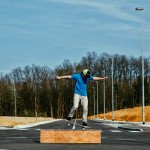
{"left": 0, "top": 119, "right": 150, "bottom": 150}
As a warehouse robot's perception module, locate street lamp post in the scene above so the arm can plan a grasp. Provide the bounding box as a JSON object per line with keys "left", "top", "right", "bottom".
{"left": 135, "top": 7, "right": 145, "bottom": 124}
{"left": 95, "top": 81, "right": 99, "bottom": 118}
{"left": 103, "top": 70, "right": 106, "bottom": 120}
{"left": 12, "top": 80, "right": 17, "bottom": 117}
{"left": 111, "top": 57, "right": 114, "bottom": 121}
{"left": 92, "top": 87, "right": 95, "bottom": 118}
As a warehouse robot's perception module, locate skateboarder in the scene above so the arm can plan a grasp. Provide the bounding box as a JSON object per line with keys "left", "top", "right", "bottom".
{"left": 56, "top": 69, "right": 107, "bottom": 127}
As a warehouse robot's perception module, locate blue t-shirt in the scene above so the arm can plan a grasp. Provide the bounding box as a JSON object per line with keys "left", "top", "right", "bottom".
{"left": 71, "top": 73, "right": 93, "bottom": 96}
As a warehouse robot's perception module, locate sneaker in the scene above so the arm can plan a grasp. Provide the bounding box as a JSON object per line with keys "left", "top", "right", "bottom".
{"left": 67, "top": 116, "right": 71, "bottom": 122}
{"left": 82, "top": 122, "right": 87, "bottom": 127}
{"left": 82, "top": 122, "right": 87, "bottom": 130}
{"left": 67, "top": 117, "right": 72, "bottom": 126}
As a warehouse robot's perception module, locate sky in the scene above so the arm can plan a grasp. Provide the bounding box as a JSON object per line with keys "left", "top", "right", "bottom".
{"left": 0, "top": 0, "right": 150, "bottom": 74}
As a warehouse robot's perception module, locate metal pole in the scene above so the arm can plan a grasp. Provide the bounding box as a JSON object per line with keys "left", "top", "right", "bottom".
{"left": 13, "top": 81, "right": 17, "bottom": 117}
{"left": 135, "top": 7, "right": 145, "bottom": 124}
{"left": 111, "top": 57, "right": 114, "bottom": 121}
{"left": 95, "top": 81, "right": 99, "bottom": 118}
{"left": 92, "top": 87, "right": 95, "bottom": 118}
{"left": 141, "top": 10, "right": 145, "bottom": 125}
{"left": 103, "top": 70, "right": 106, "bottom": 120}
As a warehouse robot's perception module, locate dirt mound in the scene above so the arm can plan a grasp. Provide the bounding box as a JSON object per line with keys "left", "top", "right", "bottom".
{"left": 88, "top": 106, "right": 150, "bottom": 122}
{"left": 0, "top": 117, "right": 53, "bottom": 127}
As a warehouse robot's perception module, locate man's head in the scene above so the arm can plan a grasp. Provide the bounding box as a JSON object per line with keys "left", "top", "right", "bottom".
{"left": 81, "top": 69, "right": 91, "bottom": 78}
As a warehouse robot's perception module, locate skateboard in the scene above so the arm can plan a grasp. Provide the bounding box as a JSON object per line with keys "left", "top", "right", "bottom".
{"left": 66, "top": 119, "right": 90, "bottom": 130}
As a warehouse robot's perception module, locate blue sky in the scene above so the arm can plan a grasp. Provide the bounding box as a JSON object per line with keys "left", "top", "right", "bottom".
{"left": 0, "top": 0, "right": 150, "bottom": 74}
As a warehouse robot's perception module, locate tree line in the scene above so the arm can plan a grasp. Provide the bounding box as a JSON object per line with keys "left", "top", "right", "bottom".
{"left": 0, "top": 52, "right": 149, "bottom": 118}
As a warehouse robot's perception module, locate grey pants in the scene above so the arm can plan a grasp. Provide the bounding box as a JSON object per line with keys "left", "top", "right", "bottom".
{"left": 68, "top": 93, "right": 88, "bottom": 123}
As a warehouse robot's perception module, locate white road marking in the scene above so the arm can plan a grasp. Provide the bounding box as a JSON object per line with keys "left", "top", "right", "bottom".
{"left": 117, "top": 138, "right": 137, "bottom": 142}
{"left": 110, "top": 130, "right": 122, "bottom": 132}
{"left": 6, "top": 137, "right": 29, "bottom": 139}
{"left": 129, "top": 130, "right": 142, "bottom": 133}
{"left": 16, "top": 129, "right": 29, "bottom": 130}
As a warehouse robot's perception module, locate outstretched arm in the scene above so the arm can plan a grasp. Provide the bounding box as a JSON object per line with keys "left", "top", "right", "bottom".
{"left": 56, "top": 75, "right": 71, "bottom": 80}
{"left": 93, "top": 76, "right": 108, "bottom": 81}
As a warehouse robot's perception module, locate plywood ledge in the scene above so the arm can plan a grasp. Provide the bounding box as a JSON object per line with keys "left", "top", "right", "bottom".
{"left": 40, "top": 130, "right": 101, "bottom": 143}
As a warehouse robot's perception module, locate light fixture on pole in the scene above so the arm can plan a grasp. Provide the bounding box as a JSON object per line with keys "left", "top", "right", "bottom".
{"left": 135, "top": 7, "right": 145, "bottom": 124}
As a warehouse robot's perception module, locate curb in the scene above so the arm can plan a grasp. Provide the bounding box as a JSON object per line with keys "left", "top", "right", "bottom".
{"left": 118, "top": 126, "right": 143, "bottom": 131}
{"left": 91, "top": 118, "right": 144, "bottom": 131}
